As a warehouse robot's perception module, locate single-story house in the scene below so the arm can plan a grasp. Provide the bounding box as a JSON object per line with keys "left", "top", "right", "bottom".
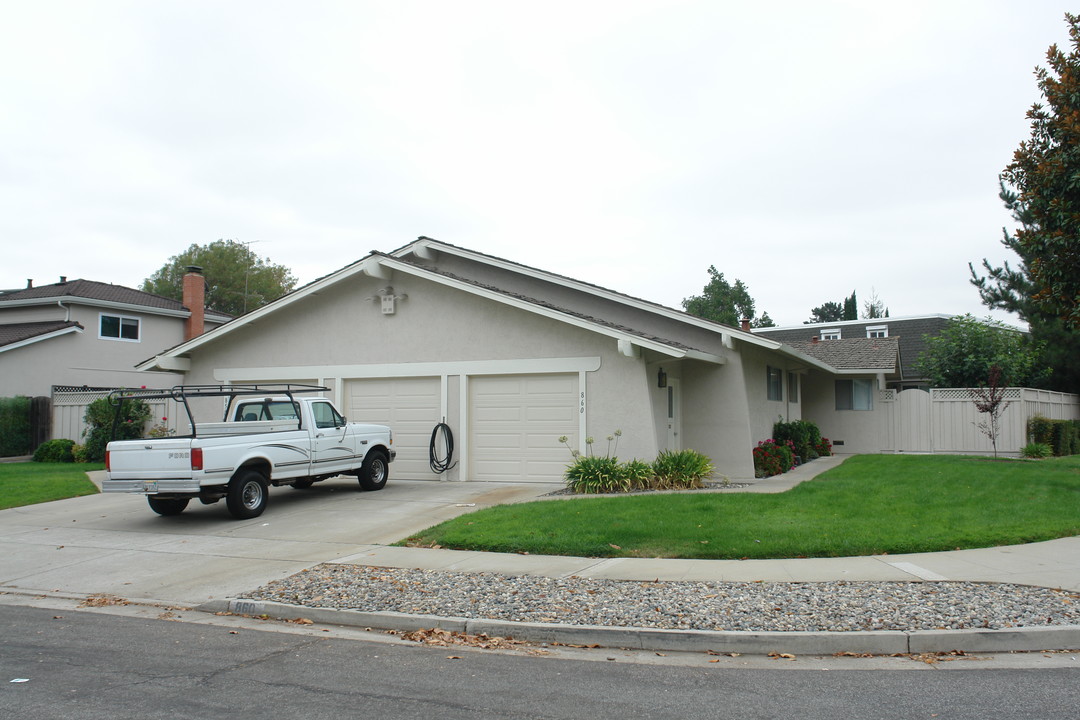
{"left": 138, "top": 238, "right": 900, "bottom": 481}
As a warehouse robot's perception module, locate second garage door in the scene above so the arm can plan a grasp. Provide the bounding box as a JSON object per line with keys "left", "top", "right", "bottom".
{"left": 469, "top": 373, "right": 578, "bottom": 483}
{"left": 345, "top": 377, "right": 442, "bottom": 480}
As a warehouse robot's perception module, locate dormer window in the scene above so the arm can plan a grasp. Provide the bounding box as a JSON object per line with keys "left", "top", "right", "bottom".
{"left": 820, "top": 328, "right": 841, "bottom": 340}
{"left": 99, "top": 313, "right": 140, "bottom": 342}
{"left": 867, "top": 325, "right": 888, "bottom": 338}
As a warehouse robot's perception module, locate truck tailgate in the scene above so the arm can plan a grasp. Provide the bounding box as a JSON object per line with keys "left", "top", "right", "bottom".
{"left": 106, "top": 438, "right": 194, "bottom": 480}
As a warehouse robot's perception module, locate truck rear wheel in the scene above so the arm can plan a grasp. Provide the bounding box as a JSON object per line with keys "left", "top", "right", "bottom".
{"left": 227, "top": 470, "right": 268, "bottom": 519}
{"left": 147, "top": 497, "right": 189, "bottom": 516}
{"left": 357, "top": 451, "right": 389, "bottom": 491}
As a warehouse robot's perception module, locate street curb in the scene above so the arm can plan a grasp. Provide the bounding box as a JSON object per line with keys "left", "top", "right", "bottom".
{"left": 196, "top": 598, "right": 1080, "bottom": 655}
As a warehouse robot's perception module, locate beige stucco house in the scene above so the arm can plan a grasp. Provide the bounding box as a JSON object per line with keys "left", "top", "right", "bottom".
{"left": 137, "top": 238, "right": 903, "bottom": 481}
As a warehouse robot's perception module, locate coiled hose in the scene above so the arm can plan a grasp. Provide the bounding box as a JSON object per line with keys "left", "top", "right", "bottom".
{"left": 429, "top": 422, "right": 458, "bottom": 473}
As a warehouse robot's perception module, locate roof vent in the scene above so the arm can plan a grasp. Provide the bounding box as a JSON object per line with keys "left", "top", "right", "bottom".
{"left": 59, "top": 276, "right": 67, "bottom": 284}
{"left": 26, "top": 279, "right": 33, "bottom": 289}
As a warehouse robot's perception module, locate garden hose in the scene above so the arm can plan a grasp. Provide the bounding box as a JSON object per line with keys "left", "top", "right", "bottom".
{"left": 429, "top": 422, "right": 458, "bottom": 474}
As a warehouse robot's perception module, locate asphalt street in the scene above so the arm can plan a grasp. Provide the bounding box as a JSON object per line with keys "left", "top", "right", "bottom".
{"left": 4, "top": 603, "right": 1080, "bottom": 720}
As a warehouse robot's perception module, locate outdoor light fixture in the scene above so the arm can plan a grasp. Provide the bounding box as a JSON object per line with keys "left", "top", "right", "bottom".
{"left": 657, "top": 367, "right": 667, "bottom": 388}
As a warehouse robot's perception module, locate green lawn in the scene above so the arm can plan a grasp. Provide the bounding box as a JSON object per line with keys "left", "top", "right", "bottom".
{"left": 401, "top": 455, "right": 1080, "bottom": 559}
{"left": 0, "top": 462, "right": 102, "bottom": 510}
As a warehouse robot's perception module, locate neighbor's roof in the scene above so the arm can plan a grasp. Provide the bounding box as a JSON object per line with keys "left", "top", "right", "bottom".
{"left": 0, "top": 278, "right": 231, "bottom": 321}
{"left": 0, "top": 279, "right": 184, "bottom": 310}
{"left": 0, "top": 321, "right": 83, "bottom": 350}
{"left": 785, "top": 337, "right": 901, "bottom": 373}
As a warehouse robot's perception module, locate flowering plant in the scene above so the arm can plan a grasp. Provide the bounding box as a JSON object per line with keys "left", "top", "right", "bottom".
{"left": 752, "top": 438, "right": 796, "bottom": 477}
{"left": 147, "top": 416, "right": 175, "bottom": 438}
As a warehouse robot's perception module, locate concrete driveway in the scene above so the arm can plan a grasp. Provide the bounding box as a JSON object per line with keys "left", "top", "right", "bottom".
{"left": 0, "top": 475, "right": 557, "bottom": 607}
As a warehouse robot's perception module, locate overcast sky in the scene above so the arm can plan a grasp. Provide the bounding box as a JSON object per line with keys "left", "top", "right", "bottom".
{"left": 1, "top": 1, "right": 1071, "bottom": 327}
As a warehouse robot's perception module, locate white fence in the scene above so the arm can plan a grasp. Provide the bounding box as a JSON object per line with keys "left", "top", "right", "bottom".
{"left": 51, "top": 386, "right": 186, "bottom": 444}
{"left": 881, "top": 387, "right": 1080, "bottom": 456}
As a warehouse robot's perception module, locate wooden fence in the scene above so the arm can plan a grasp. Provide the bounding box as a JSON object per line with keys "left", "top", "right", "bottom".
{"left": 51, "top": 386, "right": 185, "bottom": 444}
{"left": 881, "top": 387, "right": 1080, "bottom": 456}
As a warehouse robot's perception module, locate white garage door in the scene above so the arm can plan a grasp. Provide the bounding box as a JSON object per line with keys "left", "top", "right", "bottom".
{"left": 345, "top": 377, "right": 442, "bottom": 480}
{"left": 469, "top": 373, "right": 578, "bottom": 483}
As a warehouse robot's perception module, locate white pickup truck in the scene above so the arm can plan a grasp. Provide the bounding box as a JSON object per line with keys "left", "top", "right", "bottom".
{"left": 102, "top": 384, "right": 395, "bottom": 519}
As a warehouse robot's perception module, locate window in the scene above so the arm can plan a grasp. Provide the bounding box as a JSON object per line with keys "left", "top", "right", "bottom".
{"left": 866, "top": 325, "right": 888, "bottom": 338}
{"left": 836, "top": 379, "right": 874, "bottom": 410}
{"left": 767, "top": 366, "right": 783, "bottom": 401}
{"left": 788, "top": 372, "right": 799, "bottom": 403}
{"left": 99, "top": 313, "right": 140, "bottom": 341}
{"left": 312, "top": 402, "right": 344, "bottom": 429}
{"left": 820, "top": 328, "right": 841, "bottom": 340}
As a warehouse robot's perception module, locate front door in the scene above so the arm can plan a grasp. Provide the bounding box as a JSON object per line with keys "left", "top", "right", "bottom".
{"left": 665, "top": 378, "right": 681, "bottom": 451}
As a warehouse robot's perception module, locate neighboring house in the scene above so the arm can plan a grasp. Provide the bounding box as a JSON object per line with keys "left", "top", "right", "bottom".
{"left": 753, "top": 315, "right": 954, "bottom": 391}
{"left": 138, "top": 238, "right": 902, "bottom": 481}
{"left": 0, "top": 270, "right": 229, "bottom": 399}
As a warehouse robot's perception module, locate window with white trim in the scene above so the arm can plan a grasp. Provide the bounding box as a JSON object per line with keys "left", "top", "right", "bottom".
{"left": 866, "top": 325, "right": 888, "bottom": 338}
{"left": 99, "top": 313, "right": 140, "bottom": 342}
{"left": 835, "top": 378, "right": 874, "bottom": 410}
{"left": 767, "top": 366, "right": 783, "bottom": 401}
{"left": 820, "top": 328, "right": 841, "bottom": 340}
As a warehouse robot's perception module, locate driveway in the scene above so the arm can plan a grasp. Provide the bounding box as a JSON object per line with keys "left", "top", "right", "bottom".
{"left": 0, "top": 476, "right": 557, "bottom": 606}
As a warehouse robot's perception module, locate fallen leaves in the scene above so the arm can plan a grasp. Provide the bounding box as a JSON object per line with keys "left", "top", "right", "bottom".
{"left": 78, "top": 594, "right": 131, "bottom": 608}
{"left": 397, "top": 627, "right": 542, "bottom": 653}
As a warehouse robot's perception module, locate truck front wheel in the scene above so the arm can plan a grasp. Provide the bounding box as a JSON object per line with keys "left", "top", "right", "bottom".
{"left": 147, "top": 497, "right": 189, "bottom": 516}
{"left": 357, "top": 451, "right": 389, "bottom": 491}
{"left": 227, "top": 471, "right": 268, "bottom": 519}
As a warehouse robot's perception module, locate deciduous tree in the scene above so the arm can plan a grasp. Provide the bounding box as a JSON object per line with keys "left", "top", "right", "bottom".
{"left": 913, "top": 314, "right": 1048, "bottom": 389}
{"left": 142, "top": 239, "right": 297, "bottom": 316}
{"left": 682, "top": 266, "right": 771, "bottom": 328}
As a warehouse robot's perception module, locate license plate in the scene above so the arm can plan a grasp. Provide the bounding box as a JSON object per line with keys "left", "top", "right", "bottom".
{"left": 143, "top": 481, "right": 158, "bottom": 493}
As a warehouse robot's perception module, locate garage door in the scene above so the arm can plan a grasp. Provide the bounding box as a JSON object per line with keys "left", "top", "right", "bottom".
{"left": 469, "top": 373, "right": 578, "bottom": 483}
{"left": 345, "top": 377, "right": 442, "bottom": 480}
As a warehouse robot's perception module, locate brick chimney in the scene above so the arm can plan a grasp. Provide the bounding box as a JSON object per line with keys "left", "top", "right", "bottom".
{"left": 182, "top": 265, "right": 206, "bottom": 341}
{"left": 740, "top": 318, "right": 751, "bottom": 332}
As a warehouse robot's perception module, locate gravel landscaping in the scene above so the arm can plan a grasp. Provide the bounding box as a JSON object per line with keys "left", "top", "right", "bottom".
{"left": 241, "top": 564, "right": 1080, "bottom": 633}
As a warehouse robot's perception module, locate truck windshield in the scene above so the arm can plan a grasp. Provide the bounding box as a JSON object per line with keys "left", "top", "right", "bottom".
{"left": 234, "top": 401, "right": 300, "bottom": 422}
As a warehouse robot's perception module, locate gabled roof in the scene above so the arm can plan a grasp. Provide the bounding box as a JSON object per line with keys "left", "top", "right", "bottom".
{"left": 138, "top": 250, "right": 738, "bottom": 371}
{"left": 785, "top": 337, "right": 902, "bottom": 375}
{"left": 397, "top": 237, "right": 781, "bottom": 350}
{"left": 0, "top": 321, "right": 83, "bottom": 353}
{"left": 0, "top": 278, "right": 231, "bottom": 322}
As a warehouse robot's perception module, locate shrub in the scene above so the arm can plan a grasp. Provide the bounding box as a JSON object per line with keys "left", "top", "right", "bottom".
{"left": 32, "top": 438, "right": 76, "bottom": 463}
{"left": 82, "top": 395, "right": 152, "bottom": 463}
{"left": 814, "top": 437, "right": 833, "bottom": 457}
{"left": 1050, "top": 420, "right": 1079, "bottom": 456}
{"left": 1021, "top": 442, "right": 1053, "bottom": 459}
{"left": 651, "top": 449, "right": 714, "bottom": 490}
{"left": 0, "top": 396, "right": 31, "bottom": 457}
{"left": 72, "top": 444, "right": 90, "bottom": 463}
{"left": 565, "top": 455, "right": 629, "bottom": 494}
{"left": 753, "top": 439, "right": 795, "bottom": 477}
{"left": 772, "top": 419, "right": 824, "bottom": 462}
{"left": 622, "top": 458, "right": 656, "bottom": 489}
{"left": 1028, "top": 414, "right": 1053, "bottom": 445}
